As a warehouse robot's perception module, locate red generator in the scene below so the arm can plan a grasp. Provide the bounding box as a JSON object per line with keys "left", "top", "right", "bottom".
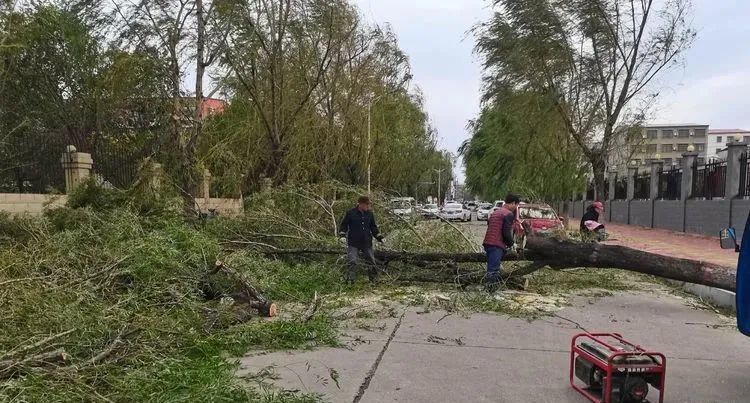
{"left": 570, "top": 333, "right": 666, "bottom": 403}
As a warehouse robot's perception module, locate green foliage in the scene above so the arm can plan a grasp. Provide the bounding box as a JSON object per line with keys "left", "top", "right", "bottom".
{"left": 473, "top": 0, "right": 695, "bottom": 196}
{"left": 0, "top": 204, "right": 338, "bottom": 401}
{"left": 65, "top": 174, "right": 181, "bottom": 217}
{"left": 461, "top": 91, "right": 586, "bottom": 200}
{"left": 202, "top": 2, "right": 452, "bottom": 197}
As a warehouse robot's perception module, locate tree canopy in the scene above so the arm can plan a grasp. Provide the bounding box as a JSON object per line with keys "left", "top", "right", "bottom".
{"left": 470, "top": 0, "right": 695, "bottom": 198}
{"left": 0, "top": 0, "right": 452, "bottom": 200}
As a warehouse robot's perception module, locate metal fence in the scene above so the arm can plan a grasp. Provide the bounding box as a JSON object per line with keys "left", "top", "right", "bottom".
{"left": 740, "top": 152, "right": 750, "bottom": 198}
{"left": 0, "top": 134, "right": 68, "bottom": 193}
{"left": 614, "top": 176, "right": 627, "bottom": 200}
{"left": 692, "top": 159, "right": 726, "bottom": 200}
{"left": 1, "top": 135, "right": 159, "bottom": 194}
{"left": 658, "top": 166, "right": 682, "bottom": 200}
{"left": 633, "top": 171, "right": 650, "bottom": 199}
{"left": 88, "top": 141, "right": 156, "bottom": 189}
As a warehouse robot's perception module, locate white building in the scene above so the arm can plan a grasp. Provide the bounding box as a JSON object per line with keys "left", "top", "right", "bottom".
{"left": 707, "top": 129, "right": 750, "bottom": 161}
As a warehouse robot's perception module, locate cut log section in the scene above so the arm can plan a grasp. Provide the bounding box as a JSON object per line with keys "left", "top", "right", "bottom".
{"left": 213, "top": 261, "right": 278, "bottom": 317}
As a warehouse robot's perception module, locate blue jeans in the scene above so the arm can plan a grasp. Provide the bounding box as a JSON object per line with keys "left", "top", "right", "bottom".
{"left": 484, "top": 245, "right": 505, "bottom": 283}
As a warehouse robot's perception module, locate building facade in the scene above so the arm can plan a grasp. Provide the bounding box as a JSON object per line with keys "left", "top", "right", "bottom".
{"left": 609, "top": 124, "right": 709, "bottom": 172}
{"left": 707, "top": 129, "right": 750, "bottom": 161}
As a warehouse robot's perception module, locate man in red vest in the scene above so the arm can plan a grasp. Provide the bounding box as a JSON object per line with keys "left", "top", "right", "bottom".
{"left": 483, "top": 193, "right": 521, "bottom": 292}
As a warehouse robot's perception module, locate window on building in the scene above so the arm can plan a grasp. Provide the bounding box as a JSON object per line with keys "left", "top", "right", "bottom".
{"left": 717, "top": 136, "right": 723, "bottom": 143}
{"left": 698, "top": 157, "right": 705, "bottom": 165}
{"left": 646, "top": 129, "right": 658, "bottom": 139}
{"left": 677, "top": 129, "right": 690, "bottom": 138}
{"left": 661, "top": 129, "right": 674, "bottom": 138}
{"left": 677, "top": 143, "right": 689, "bottom": 152}
{"left": 660, "top": 144, "right": 673, "bottom": 152}
{"left": 697, "top": 144, "right": 705, "bottom": 152}
{"left": 744, "top": 136, "right": 750, "bottom": 143}
{"left": 694, "top": 129, "right": 706, "bottom": 137}
{"left": 676, "top": 158, "right": 683, "bottom": 166}
{"left": 646, "top": 144, "right": 657, "bottom": 153}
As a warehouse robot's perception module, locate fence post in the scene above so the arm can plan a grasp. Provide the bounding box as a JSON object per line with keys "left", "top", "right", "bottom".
{"left": 200, "top": 169, "right": 212, "bottom": 199}
{"left": 607, "top": 169, "right": 617, "bottom": 201}
{"left": 60, "top": 145, "right": 93, "bottom": 194}
{"left": 627, "top": 166, "right": 637, "bottom": 201}
{"left": 650, "top": 160, "right": 663, "bottom": 200}
{"left": 681, "top": 152, "right": 698, "bottom": 200}
{"left": 725, "top": 141, "right": 747, "bottom": 199}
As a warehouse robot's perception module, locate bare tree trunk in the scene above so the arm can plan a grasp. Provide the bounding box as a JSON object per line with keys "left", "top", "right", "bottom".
{"left": 182, "top": 0, "right": 205, "bottom": 216}
{"left": 590, "top": 153, "right": 607, "bottom": 201}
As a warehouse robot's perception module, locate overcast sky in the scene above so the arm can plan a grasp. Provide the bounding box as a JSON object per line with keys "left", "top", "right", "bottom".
{"left": 354, "top": 0, "right": 750, "bottom": 181}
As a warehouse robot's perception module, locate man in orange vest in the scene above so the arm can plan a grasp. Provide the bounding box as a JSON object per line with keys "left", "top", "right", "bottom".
{"left": 482, "top": 193, "right": 521, "bottom": 292}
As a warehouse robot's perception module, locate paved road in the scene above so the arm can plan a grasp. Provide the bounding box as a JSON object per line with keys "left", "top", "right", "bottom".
{"left": 238, "top": 220, "right": 750, "bottom": 402}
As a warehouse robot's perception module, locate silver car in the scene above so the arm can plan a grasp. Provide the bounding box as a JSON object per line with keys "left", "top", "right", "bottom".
{"left": 439, "top": 203, "right": 472, "bottom": 221}
{"left": 476, "top": 203, "right": 493, "bottom": 221}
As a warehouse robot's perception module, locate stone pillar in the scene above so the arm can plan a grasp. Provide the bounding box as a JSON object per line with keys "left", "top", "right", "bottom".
{"left": 650, "top": 160, "right": 664, "bottom": 200}
{"left": 199, "top": 169, "right": 212, "bottom": 199}
{"left": 627, "top": 166, "right": 638, "bottom": 200}
{"left": 60, "top": 146, "right": 93, "bottom": 193}
{"left": 608, "top": 169, "right": 617, "bottom": 201}
{"left": 725, "top": 142, "right": 748, "bottom": 199}
{"left": 150, "top": 163, "right": 163, "bottom": 189}
{"left": 681, "top": 152, "right": 698, "bottom": 200}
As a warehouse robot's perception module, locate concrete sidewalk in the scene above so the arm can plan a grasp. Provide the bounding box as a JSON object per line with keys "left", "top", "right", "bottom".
{"left": 602, "top": 223, "right": 738, "bottom": 268}
{"left": 238, "top": 292, "right": 750, "bottom": 402}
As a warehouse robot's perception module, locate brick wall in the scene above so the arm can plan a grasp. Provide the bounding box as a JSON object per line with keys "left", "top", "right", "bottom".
{"left": 653, "top": 200, "right": 684, "bottom": 232}
{"left": 685, "top": 199, "right": 731, "bottom": 236}
{"left": 610, "top": 201, "right": 629, "bottom": 223}
{"left": 731, "top": 199, "right": 750, "bottom": 240}
{"left": 0, "top": 194, "right": 67, "bottom": 215}
{"left": 629, "top": 200, "right": 653, "bottom": 227}
{"left": 195, "top": 197, "right": 244, "bottom": 216}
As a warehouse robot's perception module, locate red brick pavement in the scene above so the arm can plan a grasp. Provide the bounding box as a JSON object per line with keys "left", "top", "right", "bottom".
{"left": 602, "top": 223, "right": 739, "bottom": 269}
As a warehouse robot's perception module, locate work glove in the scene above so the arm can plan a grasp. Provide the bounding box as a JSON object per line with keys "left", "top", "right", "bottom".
{"left": 375, "top": 235, "right": 385, "bottom": 243}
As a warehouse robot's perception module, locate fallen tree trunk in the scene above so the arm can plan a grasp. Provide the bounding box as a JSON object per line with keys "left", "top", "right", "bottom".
{"left": 256, "top": 238, "right": 736, "bottom": 292}
{"left": 524, "top": 236, "right": 736, "bottom": 292}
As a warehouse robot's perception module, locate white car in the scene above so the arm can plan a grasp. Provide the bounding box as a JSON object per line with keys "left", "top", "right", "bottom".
{"left": 390, "top": 198, "right": 414, "bottom": 216}
{"left": 440, "top": 203, "right": 472, "bottom": 222}
{"left": 421, "top": 203, "right": 439, "bottom": 219}
{"left": 476, "top": 203, "right": 493, "bottom": 221}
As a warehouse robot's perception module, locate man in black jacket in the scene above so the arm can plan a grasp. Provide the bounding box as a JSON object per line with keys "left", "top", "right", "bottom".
{"left": 339, "top": 195, "right": 384, "bottom": 283}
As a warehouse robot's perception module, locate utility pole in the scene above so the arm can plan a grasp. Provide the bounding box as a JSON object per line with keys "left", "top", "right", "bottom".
{"left": 367, "top": 95, "right": 382, "bottom": 194}
{"left": 432, "top": 168, "right": 446, "bottom": 205}
{"left": 416, "top": 181, "right": 434, "bottom": 203}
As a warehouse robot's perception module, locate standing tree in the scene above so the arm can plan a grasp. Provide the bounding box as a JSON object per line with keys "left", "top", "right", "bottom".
{"left": 475, "top": 0, "right": 696, "bottom": 197}
{"left": 113, "top": 0, "right": 230, "bottom": 214}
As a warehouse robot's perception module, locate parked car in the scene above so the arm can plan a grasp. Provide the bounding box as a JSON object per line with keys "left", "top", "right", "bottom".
{"left": 390, "top": 198, "right": 414, "bottom": 216}
{"left": 466, "top": 201, "right": 478, "bottom": 211}
{"left": 476, "top": 203, "right": 493, "bottom": 221}
{"left": 421, "top": 203, "right": 439, "bottom": 219}
{"left": 440, "top": 203, "right": 472, "bottom": 221}
{"left": 516, "top": 204, "right": 564, "bottom": 235}
{"left": 488, "top": 200, "right": 505, "bottom": 220}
